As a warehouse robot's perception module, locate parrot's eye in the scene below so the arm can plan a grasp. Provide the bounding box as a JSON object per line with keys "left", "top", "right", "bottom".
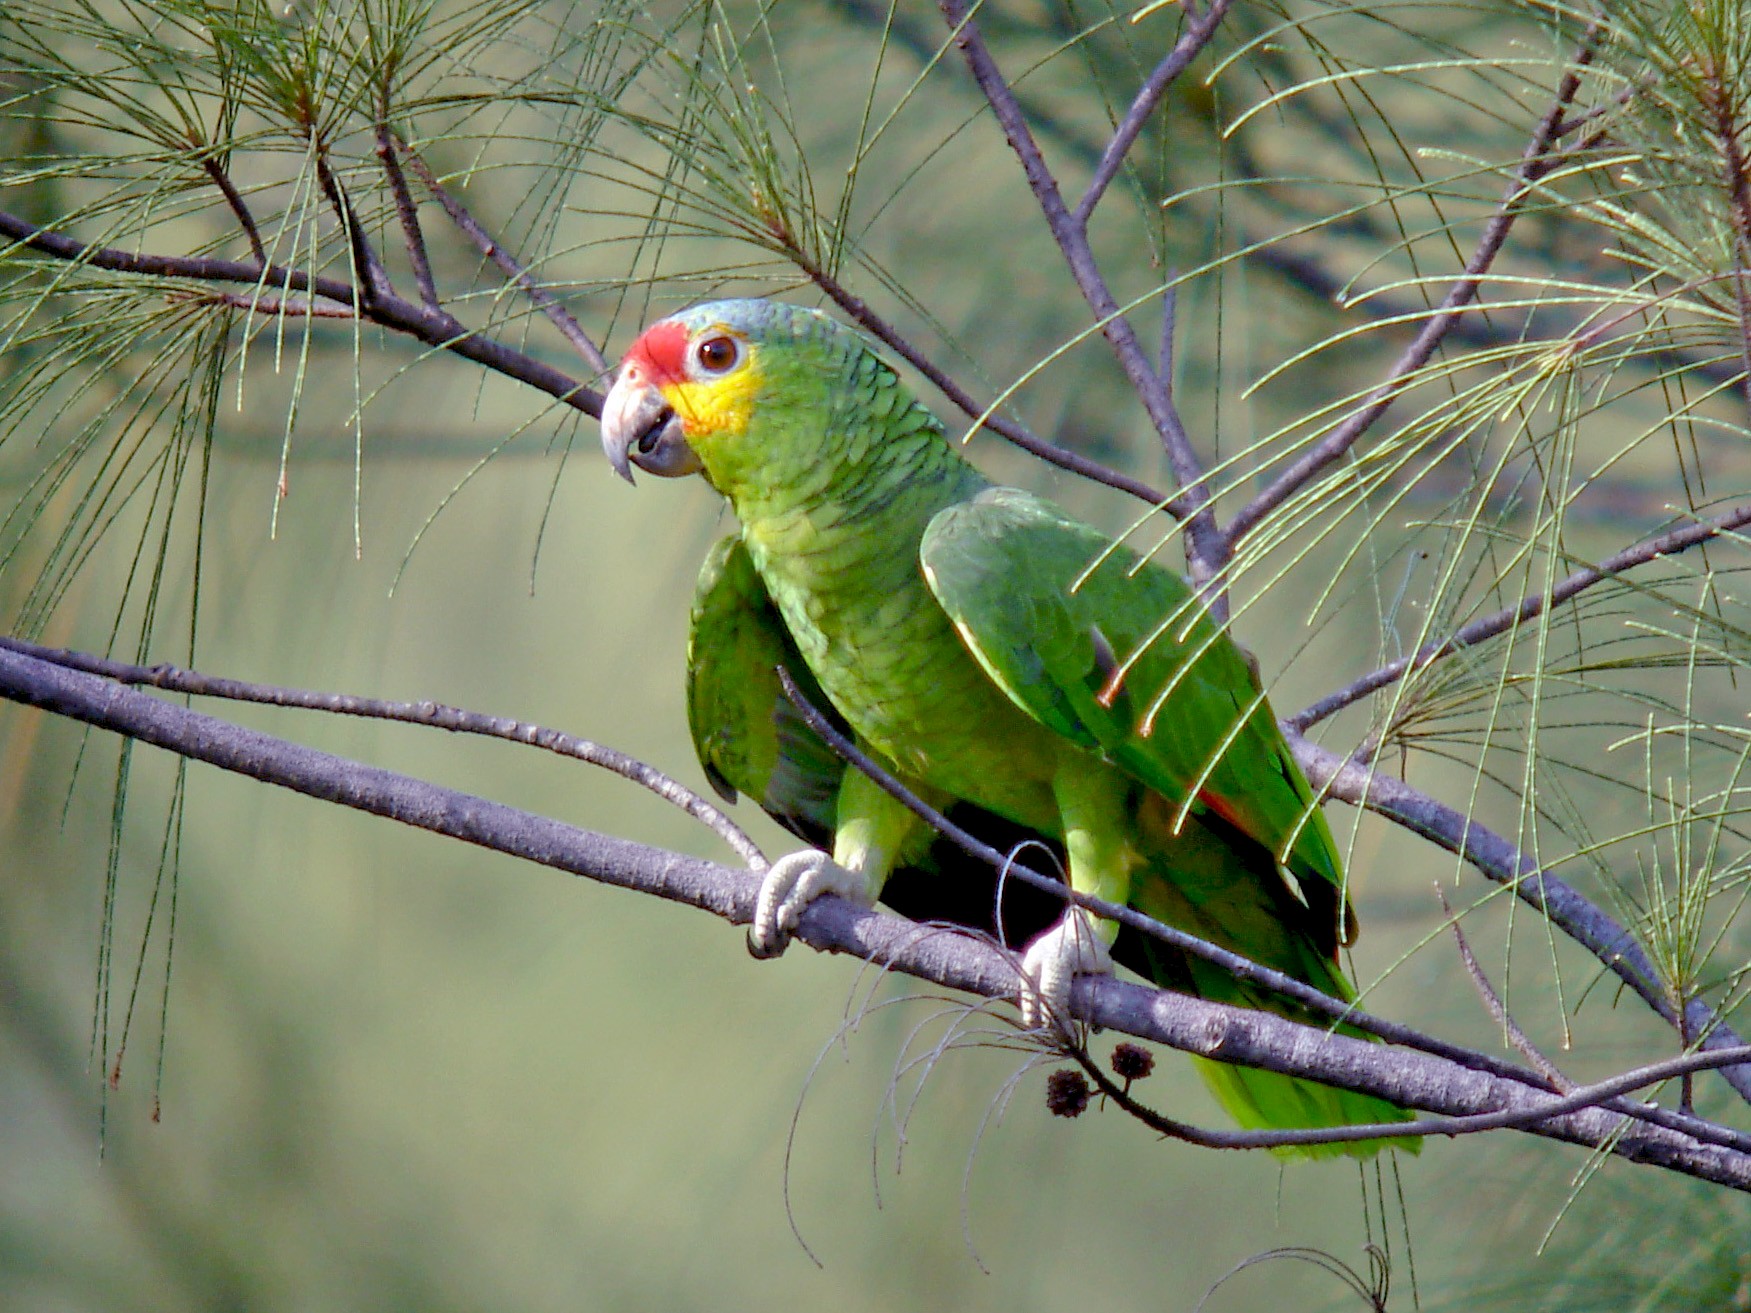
{"left": 693, "top": 335, "right": 743, "bottom": 375}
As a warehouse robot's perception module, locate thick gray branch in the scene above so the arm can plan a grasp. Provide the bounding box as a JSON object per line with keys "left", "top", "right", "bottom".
{"left": 1293, "top": 734, "right": 1751, "bottom": 1104}
{"left": 4, "top": 645, "right": 1750, "bottom": 1188}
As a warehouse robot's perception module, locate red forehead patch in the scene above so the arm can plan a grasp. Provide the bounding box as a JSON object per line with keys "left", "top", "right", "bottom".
{"left": 625, "top": 319, "right": 689, "bottom": 385}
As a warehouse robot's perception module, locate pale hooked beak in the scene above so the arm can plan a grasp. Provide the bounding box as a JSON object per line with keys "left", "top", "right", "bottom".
{"left": 599, "top": 362, "right": 702, "bottom": 483}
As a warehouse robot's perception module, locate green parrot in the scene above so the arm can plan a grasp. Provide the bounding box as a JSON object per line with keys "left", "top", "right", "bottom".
{"left": 600, "top": 298, "right": 1414, "bottom": 1154}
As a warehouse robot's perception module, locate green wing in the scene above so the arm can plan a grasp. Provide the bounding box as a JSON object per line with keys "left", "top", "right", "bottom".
{"left": 922, "top": 491, "right": 1418, "bottom": 1157}
{"left": 920, "top": 486, "right": 1351, "bottom": 952}
{"left": 686, "top": 533, "right": 1069, "bottom": 943}
{"left": 687, "top": 534, "right": 843, "bottom": 838}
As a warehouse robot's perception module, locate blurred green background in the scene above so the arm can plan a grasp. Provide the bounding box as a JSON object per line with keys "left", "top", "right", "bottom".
{"left": 3, "top": 0, "right": 1750, "bottom": 1308}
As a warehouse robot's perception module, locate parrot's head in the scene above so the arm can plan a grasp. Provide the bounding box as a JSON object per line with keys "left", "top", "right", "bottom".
{"left": 599, "top": 298, "right": 900, "bottom": 500}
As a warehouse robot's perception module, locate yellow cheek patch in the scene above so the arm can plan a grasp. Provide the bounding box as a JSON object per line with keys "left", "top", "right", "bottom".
{"left": 661, "top": 354, "right": 766, "bottom": 452}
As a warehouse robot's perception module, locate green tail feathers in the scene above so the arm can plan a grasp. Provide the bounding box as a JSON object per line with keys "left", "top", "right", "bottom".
{"left": 1194, "top": 1059, "right": 1421, "bottom": 1160}
{"left": 1122, "top": 855, "right": 1423, "bottom": 1159}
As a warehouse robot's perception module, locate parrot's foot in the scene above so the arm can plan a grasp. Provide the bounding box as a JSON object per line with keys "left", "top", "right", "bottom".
{"left": 748, "top": 848, "right": 869, "bottom": 959}
{"left": 1018, "top": 910, "right": 1115, "bottom": 1031}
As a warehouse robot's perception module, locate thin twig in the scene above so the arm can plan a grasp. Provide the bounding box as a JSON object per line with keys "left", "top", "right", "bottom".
{"left": 199, "top": 154, "right": 267, "bottom": 264}
{"left": 376, "top": 121, "right": 440, "bottom": 310}
{"left": 0, "top": 209, "right": 604, "bottom": 417}
{"left": 314, "top": 150, "right": 394, "bottom": 307}
{"left": 1072, "top": 0, "right": 1234, "bottom": 225}
{"left": 938, "top": 0, "right": 1222, "bottom": 578}
{"left": 398, "top": 140, "right": 610, "bottom": 377}
{"left": 0, "top": 636, "right": 764, "bottom": 869}
{"left": 6, "top": 644, "right": 1750, "bottom": 1184}
{"left": 1068, "top": 1033, "right": 1751, "bottom": 1154}
{"left": 1158, "top": 279, "right": 1178, "bottom": 383}
{"left": 1438, "top": 886, "right": 1573, "bottom": 1091}
{"left": 1223, "top": 30, "right": 1599, "bottom": 546}
{"left": 1288, "top": 501, "right": 1751, "bottom": 731}
{"left": 1294, "top": 732, "right": 1751, "bottom": 1106}
{"left": 0, "top": 209, "right": 352, "bottom": 295}
{"left": 802, "top": 260, "right": 1171, "bottom": 506}
{"left": 170, "top": 289, "right": 357, "bottom": 318}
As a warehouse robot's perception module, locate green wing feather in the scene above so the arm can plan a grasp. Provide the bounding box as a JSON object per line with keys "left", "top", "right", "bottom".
{"left": 920, "top": 490, "right": 1412, "bottom": 1157}
{"left": 920, "top": 486, "right": 1351, "bottom": 950}
{"left": 687, "top": 534, "right": 842, "bottom": 836}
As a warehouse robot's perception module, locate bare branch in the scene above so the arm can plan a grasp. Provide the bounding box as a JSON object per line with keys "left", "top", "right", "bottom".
{"left": 1072, "top": 0, "right": 1234, "bottom": 226}
{"left": 938, "top": 0, "right": 1221, "bottom": 576}
{"left": 1292, "top": 733, "right": 1751, "bottom": 1105}
{"left": 199, "top": 154, "right": 267, "bottom": 264}
{"left": 1223, "top": 32, "right": 1598, "bottom": 546}
{"left": 1288, "top": 501, "right": 1751, "bottom": 731}
{"left": 0, "top": 210, "right": 605, "bottom": 417}
{"left": 1438, "top": 886, "right": 1573, "bottom": 1091}
{"left": 1069, "top": 1031, "right": 1751, "bottom": 1155}
{"left": 376, "top": 122, "right": 440, "bottom": 310}
{"left": 0, "top": 636, "right": 765, "bottom": 869}
{"left": 1157, "top": 279, "right": 1178, "bottom": 382}
{"left": 1073, "top": 983, "right": 1751, "bottom": 1178}
{"left": 0, "top": 209, "right": 344, "bottom": 297}
{"left": 314, "top": 150, "right": 394, "bottom": 308}
{"left": 171, "top": 289, "right": 357, "bottom": 319}
{"left": 5, "top": 642, "right": 1751, "bottom": 1187}
{"left": 802, "top": 261, "right": 1172, "bottom": 507}
{"left": 398, "top": 141, "right": 610, "bottom": 377}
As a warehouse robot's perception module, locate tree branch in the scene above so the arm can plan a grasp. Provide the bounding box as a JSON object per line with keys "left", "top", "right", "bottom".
{"left": 1439, "top": 886, "right": 1574, "bottom": 1092}
{"left": 199, "top": 155, "right": 267, "bottom": 265}
{"left": 1071, "top": 0, "right": 1234, "bottom": 226}
{"left": 314, "top": 150, "right": 394, "bottom": 309}
{"left": 800, "top": 259, "right": 1172, "bottom": 507}
{"left": 1292, "top": 733, "right": 1751, "bottom": 1105}
{"left": 376, "top": 121, "right": 441, "bottom": 311}
{"left": 1223, "top": 32, "right": 1598, "bottom": 546}
{"left": 0, "top": 636, "right": 765, "bottom": 869}
{"left": 0, "top": 210, "right": 604, "bottom": 418}
{"left": 397, "top": 140, "right": 610, "bottom": 377}
{"left": 4, "top": 642, "right": 1751, "bottom": 1188}
{"left": 1070, "top": 1032, "right": 1751, "bottom": 1154}
{"left": 171, "top": 289, "right": 357, "bottom": 319}
{"left": 938, "top": 0, "right": 1221, "bottom": 578}
{"left": 1288, "top": 501, "right": 1751, "bottom": 731}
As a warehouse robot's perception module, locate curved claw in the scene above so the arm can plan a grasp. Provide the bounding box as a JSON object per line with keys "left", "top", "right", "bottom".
{"left": 1018, "top": 909, "right": 1115, "bottom": 1031}
{"left": 748, "top": 848, "right": 870, "bottom": 959}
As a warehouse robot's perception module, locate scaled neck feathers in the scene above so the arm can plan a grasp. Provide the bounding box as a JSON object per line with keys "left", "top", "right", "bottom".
{"left": 709, "top": 314, "right": 990, "bottom": 554}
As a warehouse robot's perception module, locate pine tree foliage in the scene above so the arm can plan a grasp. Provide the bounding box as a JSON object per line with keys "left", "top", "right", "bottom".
{"left": 4, "top": 1, "right": 1751, "bottom": 1304}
